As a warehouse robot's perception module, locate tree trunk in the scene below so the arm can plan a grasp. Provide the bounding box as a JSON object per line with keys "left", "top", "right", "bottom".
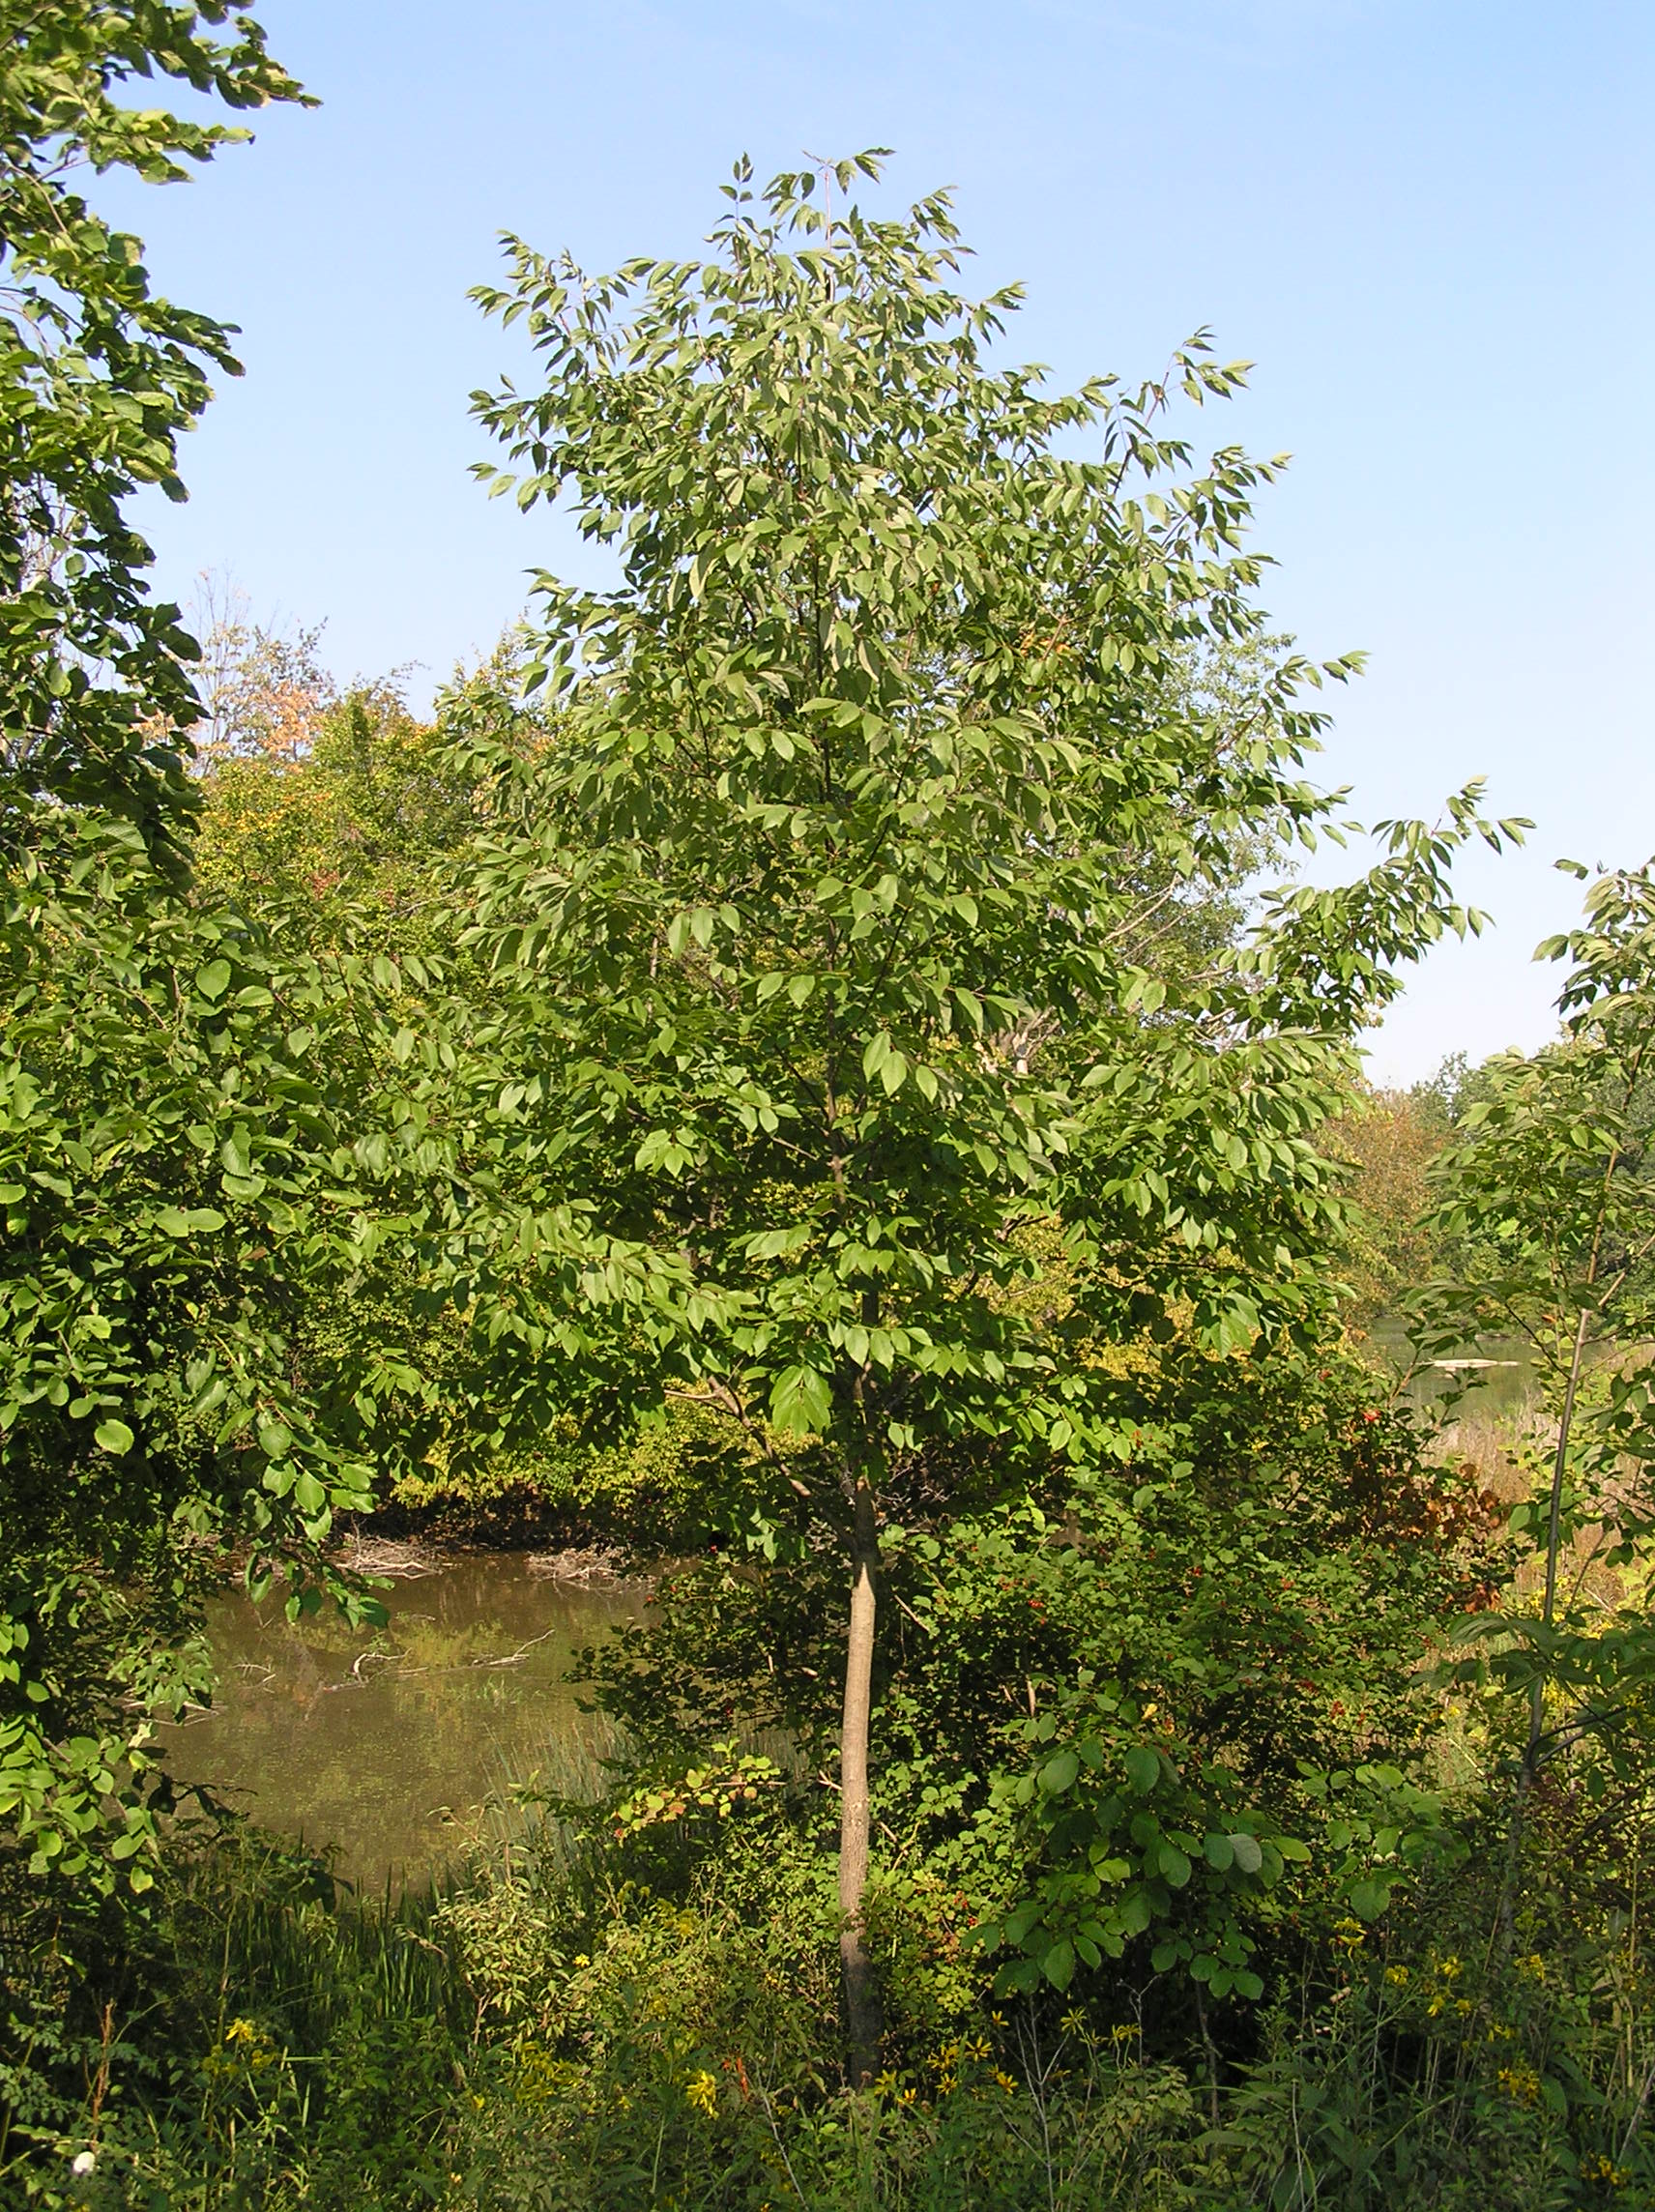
{"left": 838, "top": 1475, "right": 882, "bottom": 2084}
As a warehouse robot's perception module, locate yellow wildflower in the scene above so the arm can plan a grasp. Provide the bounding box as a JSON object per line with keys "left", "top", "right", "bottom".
{"left": 218, "top": 2018, "right": 276, "bottom": 2073}
{"left": 1495, "top": 2062, "right": 1541, "bottom": 2106}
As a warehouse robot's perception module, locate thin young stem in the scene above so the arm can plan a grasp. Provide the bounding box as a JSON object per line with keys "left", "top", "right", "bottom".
{"left": 837, "top": 1473, "right": 882, "bottom": 2084}
{"left": 1529, "top": 1303, "right": 1592, "bottom": 1744}
{"left": 1502, "top": 1101, "right": 1627, "bottom": 1942}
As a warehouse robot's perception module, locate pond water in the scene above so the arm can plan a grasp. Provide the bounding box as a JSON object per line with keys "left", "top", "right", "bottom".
{"left": 158, "top": 1552, "right": 644, "bottom": 1891}
{"left": 1363, "top": 1315, "right": 1539, "bottom": 1417}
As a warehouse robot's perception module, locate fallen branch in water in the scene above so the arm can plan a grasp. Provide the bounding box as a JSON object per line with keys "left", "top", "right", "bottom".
{"left": 336, "top": 1535, "right": 450, "bottom": 1580}
{"left": 524, "top": 1546, "right": 625, "bottom": 1586}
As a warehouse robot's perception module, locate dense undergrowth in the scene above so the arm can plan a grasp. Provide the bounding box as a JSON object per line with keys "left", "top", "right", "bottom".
{"left": 9, "top": 1761, "right": 1655, "bottom": 2211}
{"left": 5, "top": 1349, "right": 1654, "bottom": 2210}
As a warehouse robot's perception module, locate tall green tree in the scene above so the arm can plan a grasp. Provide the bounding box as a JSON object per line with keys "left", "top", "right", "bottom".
{"left": 451, "top": 156, "right": 1518, "bottom": 2072}
{"left": 0, "top": 8, "right": 408, "bottom": 1898}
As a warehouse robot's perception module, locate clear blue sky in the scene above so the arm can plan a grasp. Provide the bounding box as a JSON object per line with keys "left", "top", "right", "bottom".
{"left": 106, "top": 0, "right": 1654, "bottom": 1083}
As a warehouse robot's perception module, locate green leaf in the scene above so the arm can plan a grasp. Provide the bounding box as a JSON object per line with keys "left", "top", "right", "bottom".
{"left": 1123, "top": 1745, "right": 1160, "bottom": 1794}
{"left": 1158, "top": 1843, "right": 1192, "bottom": 1888}
{"left": 156, "top": 1206, "right": 227, "bottom": 1237}
{"left": 1040, "top": 1938, "right": 1075, "bottom": 1992}
{"left": 769, "top": 1366, "right": 831, "bottom": 1437}
{"left": 1229, "top": 1831, "right": 1263, "bottom": 1875}
{"left": 1039, "top": 1750, "right": 1080, "bottom": 1796}
{"left": 95, "top": 1419, "right": 134, "bottom": 1454}
{"left": 195, "top": 959, "right": 233, "bottom": 1000}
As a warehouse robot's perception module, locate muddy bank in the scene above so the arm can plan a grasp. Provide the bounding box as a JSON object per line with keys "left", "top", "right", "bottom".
{"left": 343, "top": 1480, "right": 638, "bottom": 1557}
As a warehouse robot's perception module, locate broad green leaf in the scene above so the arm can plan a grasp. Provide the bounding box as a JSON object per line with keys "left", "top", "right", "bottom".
{"left": 1039, "top": 1749, "right": 1080, "bottom": 1795}
{"left": 1158, "top": 1843, "right": 1192, "bottom": 1888}
{"left": 1123, "top": 1745, "right": 1160, "bottom": 1794}
{"left": 1040, "top": 1938, "right": 1075, "bottom": 1992}
{"left": 156, "top": 1206, "right": 226, "bottom": 1237}
{"left": 1228, "top": 1831, "right": 1264, "bottom": 1875}
{"left": 769, "top": 1365, "right": 831, "bottom": 1437}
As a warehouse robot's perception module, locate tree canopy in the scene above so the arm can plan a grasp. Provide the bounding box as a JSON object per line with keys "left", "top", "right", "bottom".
{"left": 0, "top": 0, "right": 307, "bottom": 859}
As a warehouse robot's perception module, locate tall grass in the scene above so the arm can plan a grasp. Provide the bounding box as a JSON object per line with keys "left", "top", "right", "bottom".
{"left": 11, "top": 1828, "right": 469, "bottom": 2210}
